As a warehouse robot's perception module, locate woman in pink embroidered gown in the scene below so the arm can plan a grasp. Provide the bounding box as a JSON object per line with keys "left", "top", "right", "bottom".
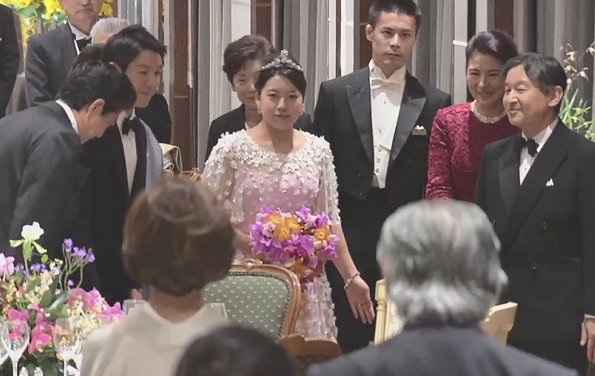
{"left": 426, "top": 30, "right": 519, "bottom": 202}
{"left": 203, "top": 50, "right": 374, "bottom": 340}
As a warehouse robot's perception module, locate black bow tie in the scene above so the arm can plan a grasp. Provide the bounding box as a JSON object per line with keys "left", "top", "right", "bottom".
{"left": 519, "top": 137, "right": 539, "bottom": 157}
{"left": 122, "top": 117, "right": 139, "bottom": 135}
{"left": 75, "top": 36, "right": 92, "bottom": 51}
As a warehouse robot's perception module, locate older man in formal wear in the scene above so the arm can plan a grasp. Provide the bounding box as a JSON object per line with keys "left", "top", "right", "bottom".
{"left": 25, "top": 0, "right": 103, "bottom": 106}
{"left": 311, "top": 0, "right": 450, "bottom": 352}
{"left": 0, "top": 63, "right": 135, "bottom": 260}
{"left": 0, "top": 5, "right": 19, "bottom": 118}
{"left": 310, "top": 200, "right": 577, "bottom": 376}
{"left": 476, "top": 53, "right": 595, "bottom": 374}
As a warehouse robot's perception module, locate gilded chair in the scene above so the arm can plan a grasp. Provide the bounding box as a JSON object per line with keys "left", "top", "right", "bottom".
{"left": 374, "top": 279, "right": 518, "bottom": 344}
{"left": 203, "top": 260, "right": 301, "bottom": 338}
{"left": 280, "top": 334, "right": 342, "bottom": 376}
{"left": 480, "top": 302, "right": 518, "bottom": 344}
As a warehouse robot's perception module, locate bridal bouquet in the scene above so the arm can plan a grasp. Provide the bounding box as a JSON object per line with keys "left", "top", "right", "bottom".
{"left": 249, "top": 207, "right": 339, "bottom": 281}
{"left": 0, "top": 223, "right": 124, "bottom": 376}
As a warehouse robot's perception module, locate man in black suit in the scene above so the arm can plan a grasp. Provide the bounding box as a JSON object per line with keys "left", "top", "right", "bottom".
{"left": 476, "top": 53, "right": 595, "bottom": 374}
{"left": 83, "top": 25, "right": 165, "bottom": 304}
{"left": 311, "top": 0, "right": 450, "bottom": 352}
{"left": 0, "top": 62, "right": 135, "bottom": 260}
{"left": 310, "top": 200, "right": 577, "bottom": 376}
{"left": 25, "top": 0, "right": 103, "bottom": 106}
{"left": 0, "top": 5, "right": 19, "bottom": 118}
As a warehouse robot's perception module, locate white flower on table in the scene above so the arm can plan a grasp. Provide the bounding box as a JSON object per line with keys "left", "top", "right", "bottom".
{"left": 21, "top": 222, "right": 44, "bottom": 242}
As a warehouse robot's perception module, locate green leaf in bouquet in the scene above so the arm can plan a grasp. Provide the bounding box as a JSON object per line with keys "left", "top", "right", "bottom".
{"left": 39, "top": 273, "right": 60, "bottom": 307}
{"left": 39, "top": 358, "right": 60, "bottom": 376}
{"left": 26, "top": 276, "right": 41, "bottom": 294}
{"left": 9, "top": 239, "right": 24, "bottom": 248}
{"left": 47, "top": 291, "right": 69, "bottom": 316}
{"left": 33, "top": 242, "right": 47, "bottom": 255}
{"left": 41, "top": 254, "right": 49, "bottom": 263}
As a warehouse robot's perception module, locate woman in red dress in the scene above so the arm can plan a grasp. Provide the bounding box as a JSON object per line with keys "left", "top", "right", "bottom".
{"left": 426, "top": 30, "right": 519, "bottom": 202}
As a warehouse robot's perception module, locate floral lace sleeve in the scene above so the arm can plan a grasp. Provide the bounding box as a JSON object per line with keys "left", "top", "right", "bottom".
{"left": 316, "top": 138, "right": 341, "bottom": 225}
{"left": 202, "top": 134, "right": 236, "bottom": 215}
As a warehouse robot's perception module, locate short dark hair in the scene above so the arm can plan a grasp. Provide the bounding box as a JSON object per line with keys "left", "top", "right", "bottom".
{"left": 59, "top": 62, "right": 136, "bottom": 114}
{"left": 255, "top": 51, "right": 306, "bottom": 97}
{"left": 175, "top": 326, "right": 296, "bottom": 376}
{"left": 466, "top": 30, "right": 518, "bottom": 65}
{"left": 223, "top": 35, "right": 275, "bottom": 84}
{"left": 369, "top": 0, "right": 421, "bottom": 31}
{"left": 73, "top": 44, "right": 105, "bottom": 67}
{"left": 502, "top": 53, "right": 567, "bottom": 113}
{"left": 102, "top": 24, "right": 167, "bottom": 71}
{"left": 123, "top": 177, "right": 235, "bottom": 296}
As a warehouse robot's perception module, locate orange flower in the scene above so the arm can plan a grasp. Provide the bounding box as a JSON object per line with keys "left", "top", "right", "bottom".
{"left": 314, "top": 228, "right": 329, "bottom": 241}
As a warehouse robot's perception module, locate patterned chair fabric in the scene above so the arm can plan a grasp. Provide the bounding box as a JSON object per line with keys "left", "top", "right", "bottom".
{"left": 203, "top": 261, "right": 301, "bottom": 338}
{"left": 280, "top": 334, "right": 342, "bottom": 376}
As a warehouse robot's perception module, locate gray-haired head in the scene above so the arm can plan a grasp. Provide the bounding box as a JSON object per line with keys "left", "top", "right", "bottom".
{"left": 377, "top": 200, "right": 507, "bottom": 327}
{"left": 90, "top": 17, "right": 130, "bottom": 44}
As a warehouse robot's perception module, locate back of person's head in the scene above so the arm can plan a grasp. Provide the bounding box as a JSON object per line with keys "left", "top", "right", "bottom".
{"left": 90, "top": 17, "right": 130, "bottom": 44}
{"left": 175, "top": 326, "right": 296, "bottom": 376}
{"left": 123, "top": 177, "right": 235, "bottom": 296}
{"left": 222, "top": 34, "right": 275, "bottom": 84}
{"left": 369, "top": 0, "right": 422, "bottom": 31}
{"left": 102, "top": 24, "right": 167, "bottom": 71}
{"left": 59, "top": 61, "right": 136, "bottom": 114}
{"left": 255, "top": 50, "right": 306, "bottom": 97}
{"left": 502, "top": 52, "right": 567, "bottom": 113}
{"left": 466, "top": 30, "right": 518, "bottom": 65}
{"left": 377, "top": 200, "right": 507, "bottom": 327}
{"left": 72, "top": 44, "right": 105, "bottom": 68}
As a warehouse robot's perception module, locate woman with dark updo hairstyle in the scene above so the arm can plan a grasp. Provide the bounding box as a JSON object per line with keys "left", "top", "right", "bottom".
{"left": 426, "top": 30, "right": 519, "bottom": 202}
{"left": 203, "top": 50, "right": 374, "bottom": 341}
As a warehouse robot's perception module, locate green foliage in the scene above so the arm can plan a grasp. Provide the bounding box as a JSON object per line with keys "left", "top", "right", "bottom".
{"left": 560, "top": 43, "right": 595, "bottom": 141}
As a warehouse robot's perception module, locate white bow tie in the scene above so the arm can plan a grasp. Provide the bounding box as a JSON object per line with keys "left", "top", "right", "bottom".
{"left": 370, "top": 77, "right": 404, "bottom": 89}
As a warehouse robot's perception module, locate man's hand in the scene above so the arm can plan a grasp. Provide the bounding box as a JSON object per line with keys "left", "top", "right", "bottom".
{"left": 580, "top": 317, "right": 595, "bottom": 362}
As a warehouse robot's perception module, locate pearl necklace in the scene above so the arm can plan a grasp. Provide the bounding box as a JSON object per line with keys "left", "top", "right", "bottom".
{"left": 471, "top": 101, "right": 507, "bottom": 124}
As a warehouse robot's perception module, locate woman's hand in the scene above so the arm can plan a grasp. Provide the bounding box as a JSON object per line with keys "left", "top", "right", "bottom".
{"left": 345, "top": 276, "right": 375, "bottom": 324}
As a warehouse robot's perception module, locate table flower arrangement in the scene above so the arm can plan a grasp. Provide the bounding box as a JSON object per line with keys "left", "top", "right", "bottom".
{"left": 249, "top": 207, "right": 339, "bottom": 281}
{"left": 0, "top": 222, "right": 123, "bottom": 376}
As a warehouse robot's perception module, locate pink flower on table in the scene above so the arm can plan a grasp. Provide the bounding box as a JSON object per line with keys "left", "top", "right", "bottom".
{"left": 98, "top": 302, "right": 125, "bottom": 325}
{"left": 7, "top": 309, "right": 29, "bottom": 322}
{"left": 0, "top": 254, "right": 15, "bottom": 278}
{"left": 28, "top": 315, "right": 53, "bottom": 354}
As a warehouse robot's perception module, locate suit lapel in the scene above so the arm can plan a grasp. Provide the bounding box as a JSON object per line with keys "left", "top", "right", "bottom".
{"left": 105, "top": 126, "right": 129, "bottom": 197}
{"left": 60, "top": 24, "right": 76, "bottom": 72}
{"left": 346, "top": 68, "right": 374, "bottom": 162}
{"left": 230, "top": 105, "right": 247, "bottom": 133}
{"left": 503, "top": 123, "right": 568, "bottom": 245}
{"left": 498, "top": 138, "right": 520, "bottom": 213}
{"left": 389, "top": 74, "right": 426, "bottom": 164}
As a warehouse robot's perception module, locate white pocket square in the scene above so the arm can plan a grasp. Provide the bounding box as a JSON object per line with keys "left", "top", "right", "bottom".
{"left": 411, "top": 125, "right": 427, "bottom": 136}
{"left": 546, "top": 178, "right": 554, "bottom": 187}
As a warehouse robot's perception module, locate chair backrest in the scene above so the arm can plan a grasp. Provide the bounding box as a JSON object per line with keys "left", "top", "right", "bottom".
{"left": 203, "top": 260, "right": 301, "bottom": 339}
{"left": 374, "top": 279, "right": 403, "bottom": 344}
{"left": 280, "top": 334, "right": 342, "bottom": 376}
{"left": 374, "top": 279, "right": 518, "bottom": 345}
{"left": 480, "top": 302, "right": 518, "bottom": 344}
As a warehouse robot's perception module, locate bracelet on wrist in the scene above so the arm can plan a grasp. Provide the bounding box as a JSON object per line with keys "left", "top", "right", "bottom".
{"left": 343, "top": 272, "right": 361, "bottom": 290}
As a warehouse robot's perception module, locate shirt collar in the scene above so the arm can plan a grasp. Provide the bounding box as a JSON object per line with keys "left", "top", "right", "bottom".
{"left": 55, "top": 99, "right": 79, "bottom": 134}
{"left": 116, "top": 109, "right": 137, "bottom": 132}
{"left": 369, "top": 59, "right": 407, "bottom": 82}
{"left": 522, "top": 117, "right": 558, "bottom": 153}
{"left": 69, "top": 22, "right": 89, "bottom": 40}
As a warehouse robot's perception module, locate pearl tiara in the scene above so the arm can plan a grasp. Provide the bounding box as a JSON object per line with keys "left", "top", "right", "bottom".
{"left": 261, "top": 49, "right": 303, "bottom": 72}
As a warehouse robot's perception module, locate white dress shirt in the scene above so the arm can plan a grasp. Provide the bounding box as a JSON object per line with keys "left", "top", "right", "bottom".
{"left": 116, "top": 111, "right": 138, "bottom": 194}
{"left": 519, "top": 118, "right": 558, "bottom": 184}
{"left": 69, "top": 22, "right": 90, "bottom": 55}
{"left": 369, "top": 60, "right": 406, "bottom": 189}
{"left": 55, "top": 99, "right": 79, "bottom": 135}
